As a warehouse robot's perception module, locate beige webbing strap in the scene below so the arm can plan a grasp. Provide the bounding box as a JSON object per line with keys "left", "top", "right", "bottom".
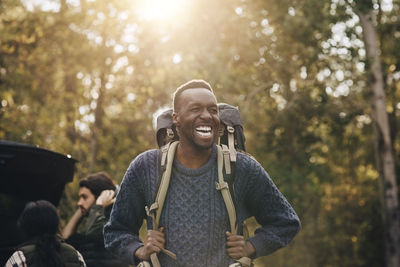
{"left": 216, "top": 145, "right": 237, "bottom": 235}
{"left": 221, "top": 144, "right": 231, "bottom": 175}
{"left": 236, "top": 257, "right": 252, "bottom": 267}
{"left": 218, "top": 146, "right": 253, "bottom": 267}
{"left": 160, "top": 142, "right": 170, "bottom": 168}
{"left": 226, "top": 126, "right": 237, "bottom": 162}
{"left": 154, "top": 141, "right": 179, "bottom": 226}
{"left": 150, "top": 254, "right": 160, "bottom": 267}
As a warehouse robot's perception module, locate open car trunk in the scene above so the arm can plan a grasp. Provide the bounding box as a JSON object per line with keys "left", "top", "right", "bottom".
{"left": 0, "top": 140, "right": 77, "bottom": 265}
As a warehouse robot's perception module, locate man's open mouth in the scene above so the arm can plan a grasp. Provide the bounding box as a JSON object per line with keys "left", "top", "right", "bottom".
{"left": 195, "top": 126, "right": 212, "bottom": 137}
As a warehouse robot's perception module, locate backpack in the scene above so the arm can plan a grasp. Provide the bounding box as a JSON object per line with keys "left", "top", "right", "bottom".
{"left": 140, "top": 103, "right": 252, "bottom": 267}
{"left": 156, "top": 103, "right": 245, "bottom": 152}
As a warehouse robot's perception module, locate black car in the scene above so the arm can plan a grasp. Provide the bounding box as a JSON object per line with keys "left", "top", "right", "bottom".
{"left": 0, "top": 140, "right": 77, "bottom": 265}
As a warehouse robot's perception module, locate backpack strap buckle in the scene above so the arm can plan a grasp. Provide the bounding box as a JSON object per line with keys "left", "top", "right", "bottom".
{"left": 215, "top": 181, "right": 229, "bottom": 190}
{"left": 221, "top": 145, "right": 232, "bottom": 174}
{"left": 226, "top": 126, "right": 237, "bottom": 162}
{"left": 145, "top": 203, "right": 159, "bottom": 216}
{"left": 160, "top": 143, "right": 171, "bottom": 167}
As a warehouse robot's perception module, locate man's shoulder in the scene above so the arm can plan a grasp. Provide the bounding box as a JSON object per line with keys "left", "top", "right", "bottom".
{"left": 131, "top": 148, "right": 159, "bottom": 164}
{"left": 127, "top": 148, "right": 160, "bottom": 174}
{"left": 236, "top": 151, "right": 260, "bottom": 167}
{"left": 235, "top": 151, "right": 269, "bottom": 178}
{"left": 18, "top": 244, "right": 36, "bottom": 253}
{"left": 137, "top": 148, "right": 159, "bottom": 157}
{"left": 60, "top": 240, "right": 79, "bottom": 252}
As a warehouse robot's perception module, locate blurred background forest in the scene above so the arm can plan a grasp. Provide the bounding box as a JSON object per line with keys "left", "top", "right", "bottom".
{"left": 1, "top": 0, "right": 400, "bottom": 266}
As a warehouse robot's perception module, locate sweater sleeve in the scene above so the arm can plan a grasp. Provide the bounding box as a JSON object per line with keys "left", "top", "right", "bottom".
{"left": 104, "top": 152, "right": 150, "bottom": 265}
{"left": 237, "top": 154, "right": 301, "bottom": 258}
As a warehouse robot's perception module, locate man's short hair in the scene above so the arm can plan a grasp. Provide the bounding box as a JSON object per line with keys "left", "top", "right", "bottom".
{"left": 79, "top": 172, "right": 115, "bottom": 199}
{"left": 173, "top": 79, "right": 214, "bottom": 112}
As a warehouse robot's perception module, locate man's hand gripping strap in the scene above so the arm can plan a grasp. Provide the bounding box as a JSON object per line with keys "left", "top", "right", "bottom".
{"left": 217, "top": 145, "right": 253, "bottom": 267}
{"left": 144, "top": 141, "right": 179, "bottom": 267}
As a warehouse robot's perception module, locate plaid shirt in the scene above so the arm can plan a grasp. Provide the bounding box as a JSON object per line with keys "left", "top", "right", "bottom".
{"left": 5, "top": 249, "right": 86, "bottom": 267}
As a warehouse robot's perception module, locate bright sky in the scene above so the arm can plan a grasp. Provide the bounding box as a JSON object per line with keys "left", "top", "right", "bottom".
{"left": 22, "top": 0, "right": 188, "bottom": 21}
{"left": 22, "top": 0, "right": 60, "bottom": 11}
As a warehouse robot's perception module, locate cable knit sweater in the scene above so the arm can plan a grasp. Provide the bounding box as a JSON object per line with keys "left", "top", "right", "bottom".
{"left": 104, "top": 145, "right": 300, "bottom": 267}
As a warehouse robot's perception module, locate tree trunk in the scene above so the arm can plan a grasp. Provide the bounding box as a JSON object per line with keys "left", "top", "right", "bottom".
{"left": 89, "top": 72, "right": 105, "bottom": 172}
{"left": 359, "top": 11, "right": 399, "bottom": 267}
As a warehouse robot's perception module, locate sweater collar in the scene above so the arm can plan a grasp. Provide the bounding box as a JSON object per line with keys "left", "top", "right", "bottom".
{"left": 173, "top": 144, "right": 217, "bottom": 176}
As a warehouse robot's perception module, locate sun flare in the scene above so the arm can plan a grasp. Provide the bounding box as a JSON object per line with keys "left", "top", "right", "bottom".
{"left": 135, "top": 0, "right": 186, "bottom": 21}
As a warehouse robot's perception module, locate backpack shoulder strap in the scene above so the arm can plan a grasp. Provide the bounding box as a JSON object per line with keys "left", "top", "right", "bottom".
{"left": 219, "top": 147, "right": 253, "bottom": 267}
{"left": 144, "top": 141, "right": 179, "bottom": 266}
{"left": 226, "top": 126, "right": 237, "bottom": 161}
{"left": 147, "top": 141, "right": 179, "bottom": 229}
{"left": 221, "top": 143, "right": 237, "bottom": 212}
{"left": 216, "top": 145, "right": 238, "bottom": 235}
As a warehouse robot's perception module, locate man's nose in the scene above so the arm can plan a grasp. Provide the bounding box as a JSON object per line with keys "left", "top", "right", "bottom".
{"left": 200, "top": 108, "right": 212, "bottom": 119}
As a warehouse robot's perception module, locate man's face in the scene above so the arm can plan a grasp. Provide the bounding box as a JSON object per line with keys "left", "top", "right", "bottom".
{"left": 77, "top": 187, "right": 96, "bottom": 215}
{"left": 173, "top": 88, "right": 220, "bottom": 151}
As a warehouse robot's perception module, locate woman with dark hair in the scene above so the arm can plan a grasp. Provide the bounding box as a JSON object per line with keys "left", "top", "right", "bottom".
{"left": 5, "top": 200, "right": 86, "bottom": 267}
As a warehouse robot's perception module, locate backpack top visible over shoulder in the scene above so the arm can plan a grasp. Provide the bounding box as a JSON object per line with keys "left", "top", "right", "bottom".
{"left": 156, "top": 108, "right": 177, "bottom": 148}
{"left": 218, "top": 103, "right": 246, "bottom": 153}
{"left": 155, "top": 103, "right": 246, "bottom": 152}
{"left": 218, "top": 103, "right": 243, "bottom": 128}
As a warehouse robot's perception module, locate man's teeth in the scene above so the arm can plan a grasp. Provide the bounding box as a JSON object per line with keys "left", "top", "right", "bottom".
{"left": 196, "top": 126, "right": 211, "bottom": 132}
{"left": 197, "top": 131, "right": 211, "bottom": 137}
{"left": 196, "top": 126, "right": 212, "bottom": 136}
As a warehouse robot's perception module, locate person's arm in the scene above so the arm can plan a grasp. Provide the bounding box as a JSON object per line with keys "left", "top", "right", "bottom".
{"left": 83, "top": 190, "right": 115, "bottom": 241}
{"left": 104, "top": 151, "right": 153, "bottom": 265}
{"left": 238, "top": 154, "right": 301, "bottom": 258}
{"left": 62, "top": 209, "right": 84, "bottom": 239}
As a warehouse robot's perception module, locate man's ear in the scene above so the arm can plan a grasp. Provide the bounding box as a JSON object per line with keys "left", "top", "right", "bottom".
{"left": 172, "top": 111, "right": 179, "bottom": 126}
{"left": 172, "top": 112, "right": 180, "bottom": 137}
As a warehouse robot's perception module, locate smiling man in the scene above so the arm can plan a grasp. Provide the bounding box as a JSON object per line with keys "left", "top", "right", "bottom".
{"left": 104, "top": 80, "right": 300, "bottom": 267}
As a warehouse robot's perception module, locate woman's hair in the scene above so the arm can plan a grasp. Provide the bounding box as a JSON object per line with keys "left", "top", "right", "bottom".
{"left": 18, "top": 200, "right": 65, "bottom": 267}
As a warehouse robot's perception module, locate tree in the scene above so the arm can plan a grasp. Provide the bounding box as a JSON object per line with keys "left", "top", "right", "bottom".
{"left": 356, "top": 2, "right": 399, "bottom": 266}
